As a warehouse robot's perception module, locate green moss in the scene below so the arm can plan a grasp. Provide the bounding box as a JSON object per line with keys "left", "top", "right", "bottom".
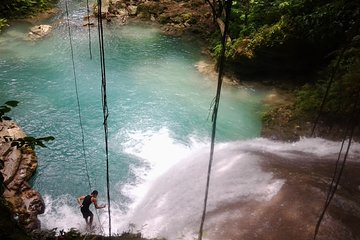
{"left": 294, "top": 43, "right": 360, "bottom": 123}
{"left": 0, "top": 0, "right": 57, "bottom": 19}
{"left": 158, "top": 14, "right": 171, "bottom": 24}
{"left": 0, "top": 18, "right": 8, "bottom": 32}
{"left": 182, "top": 13, "right": 197, "bottom": 24}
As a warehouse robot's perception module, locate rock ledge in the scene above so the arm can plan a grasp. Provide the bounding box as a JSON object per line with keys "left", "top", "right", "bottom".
{"left": 0, "top": 120, "right": 45, "bottom": 232}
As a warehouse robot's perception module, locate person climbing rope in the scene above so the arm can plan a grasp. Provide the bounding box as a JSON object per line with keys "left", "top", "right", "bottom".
{"left": 77, "top": 190, "right": 106, "bottom": 229}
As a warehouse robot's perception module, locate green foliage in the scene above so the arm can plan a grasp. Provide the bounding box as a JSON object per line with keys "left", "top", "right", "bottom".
{"left": 204, "top": 0, "right": 360, "bottom": 126}
{"left": 211, "top": 0, "right": 359, "bottom": 75}
{"left": 1, "top": 100, "right": 55, "bottom": 149}
{"left": 0, "top": 18, "right": 9, "bottom": 32}
{"left": 1, "top": 101, "right": 54, "bottom": 197}
{"left": 294, "top": 83, "right": 323, "bottom": 119}
{"left": 11, "top": 136, "right": 55, "bottom": 149}
{"left": 229, "top": 14, "right": 290, "bottom": 58}
{"left": 0, "top": 101, "right": 19, "bottom": 121}
{"left": 249, "top": 16, "right": 289, "bottom": 48}
{"left": 295, "top": 38, "right": 360, "bottom": 122}
{"left": 0, "top": 0, "right": 57, "bottom": 19}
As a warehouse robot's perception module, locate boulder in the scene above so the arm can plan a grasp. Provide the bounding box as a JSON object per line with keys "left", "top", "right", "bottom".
{"left": 28, "top": 24, "right": 52, "bottom": 40}
{"left": 0, "top": 120, "right": 45, "bottom": 233}
{"left": 127, "top": 5, "right": 138, "bottom": 16}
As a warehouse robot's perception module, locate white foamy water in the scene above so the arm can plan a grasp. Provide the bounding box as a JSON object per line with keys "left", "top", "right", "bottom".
{"left": 2, "top": 1, "right": 359, "bottom": 239}
{"left": 38, "top": 134, "right": 360, "bottom": 239}
{"left": 39, "top": 194, "right": 87, "bottom": 231}
{"left": 117, "top": 137, "right": 360, "bottom": 239}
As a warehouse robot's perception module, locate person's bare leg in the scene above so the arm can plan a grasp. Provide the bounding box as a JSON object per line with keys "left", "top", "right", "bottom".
{"left": 85, "top": 217, "right": 90, "bottom": 230}
{"left": 89, "top": 215, "right": 94, "bottom": 228}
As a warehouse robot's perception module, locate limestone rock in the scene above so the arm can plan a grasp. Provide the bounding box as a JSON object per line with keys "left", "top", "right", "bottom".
{"left": 127, "top": 5, "right": 138, "bottom": 16}
{"left": 0, "top": 120, "right": 45, "bottom": 233}
{"left": 28, "top": 24, "right": 52, "bottom": 40}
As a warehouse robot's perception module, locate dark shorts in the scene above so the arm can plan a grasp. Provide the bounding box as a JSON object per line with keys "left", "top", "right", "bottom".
{"left": 81, "top": 207, "right": 93, "bottom": 219}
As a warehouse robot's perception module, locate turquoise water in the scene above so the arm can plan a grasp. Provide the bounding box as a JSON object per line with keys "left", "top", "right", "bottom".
{"left": 0, "top": 0, "right": 268, "bottom": 236}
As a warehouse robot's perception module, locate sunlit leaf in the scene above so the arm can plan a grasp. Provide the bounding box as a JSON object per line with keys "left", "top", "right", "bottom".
{"left": 23, "top": 136, "right": 36, "bottom": 142}
{"left": 0, "top": 106, "right": 11, "bottom": 113}
{"left": 37, "top": 136, "right": 55, "bottom": 141}
{"left": 36, "top": 141, "right": 47, "bottom": 148}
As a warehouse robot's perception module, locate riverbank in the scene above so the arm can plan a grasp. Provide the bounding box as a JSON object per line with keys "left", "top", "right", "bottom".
{"left": 5, "top": 0, "right": 358, "bottom": 143}
{"left": 103, "top": 0, "right": 215, "bottom": 38}
{"left": 0, "top": 120, "right": 44, "bottom": 237}
{"left": 0, "top": 120, "right": 158, "bottom": 240}
{"left": 121, "top": 0, "right": 359, "bottom": 142}
{"left": 1, "top": 0, "right": 358, "bottom": 239}
{"left": 258, "top": 79, "right": 360, "bottom": 142}
{"left": 193, "top": 58, "right": 347, "bottom": 142}
{"left": 0, "top": 121, "right": 45, "bottom": 222}
{"left": 8, "top": 0, "right": 325, "bottom": 142}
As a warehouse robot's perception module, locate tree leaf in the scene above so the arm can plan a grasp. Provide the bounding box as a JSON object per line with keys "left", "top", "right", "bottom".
{"left": 23, "top": 136, "right": 36, "bottom": 142}
{"left": 36, "top": 141, "right": 47, "bottom": 148}
{"left": 36, "top": 136, "right": 55, "bottom": 141}
{"left": 5, "top": 101, "right": 19, "bottom": 107}
{"left": 0, "top": 106, "right": 11, "bottom": 113}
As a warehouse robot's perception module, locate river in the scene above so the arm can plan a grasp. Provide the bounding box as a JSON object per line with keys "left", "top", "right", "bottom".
{"left": 0, "top": 1, "right": 360, "bottom": 240}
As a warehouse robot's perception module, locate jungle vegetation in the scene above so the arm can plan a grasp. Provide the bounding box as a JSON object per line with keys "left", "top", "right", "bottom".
{"left": 209, "top": 0, "right": 360, "bottom": 128}
{"left": 1, "top": 0, "right": 359, "bottom": 125}
{"left": 0, "top": 0, "right": 57, "bottom": 31}
{"left": 0, "top": 0, "right": 359, "bottom": 238}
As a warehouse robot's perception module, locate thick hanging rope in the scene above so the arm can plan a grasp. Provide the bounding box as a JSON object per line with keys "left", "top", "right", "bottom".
{"left": 311, "top": 18, "right": 358, "bottom": 136}
{"left": 97, "top": 0, "right": 112, "bottom": 237}
{"left": 65, "top": 0, "right": 92, "bottom": 192}
{"left": 313, "top": 89, "right": 360, "bottom": 240}
{"left": 86, "top": 0, "right": 93, "bottom": 59}
{"left": 311, "top": 24, "right": 359, "bottom": 238}
{"left": 198, "top": 1, "right": 232, "bottom": 239}
{"left": 65, "top": 1, "right": 104, "bottom": 234}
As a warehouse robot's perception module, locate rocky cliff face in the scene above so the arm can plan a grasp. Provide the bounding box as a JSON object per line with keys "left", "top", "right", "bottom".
{"left": 0, "top": 120, "right": 45, "bottom": 232}
{"left": 90, "top": 0, "right": 214, "bottom": 38}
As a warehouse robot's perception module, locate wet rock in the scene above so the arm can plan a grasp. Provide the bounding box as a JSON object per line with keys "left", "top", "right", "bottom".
{"left": 0, "top": 120, "right": 45, "bottom": 233}
{"left": 127, "top": 5, "right": 138, "bottom": 16}
{"left": 28, "top": 24, "right": 52, "bottom": 40}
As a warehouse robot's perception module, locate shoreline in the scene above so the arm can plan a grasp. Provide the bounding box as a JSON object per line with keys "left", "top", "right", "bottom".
{"left": 0, "top": 120, "right": 45, "bottom": 233}
{"left": 8, "top": 1, "right": 304, "bottom": 144}
{"left": 3, "top": 0, "right": 359, "bottom": 232}
{"left": 8, "top": 1, "right": 359, "bottom": 143}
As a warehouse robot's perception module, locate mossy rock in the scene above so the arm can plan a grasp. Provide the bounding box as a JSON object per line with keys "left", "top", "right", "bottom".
{"left": 189, "top": 0, "right": 204, "bottom": 7}
{"left": 182, "top": 13, "right": 197, "bottom": 24}
{"left": 170, "top": 15, "right": 183, "bottom": 24}
{"left": 137, "top": 2, "right": 165, "bottom": 15}
{"left": 158, "top": 13, "right": 171, "bottom": 24}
